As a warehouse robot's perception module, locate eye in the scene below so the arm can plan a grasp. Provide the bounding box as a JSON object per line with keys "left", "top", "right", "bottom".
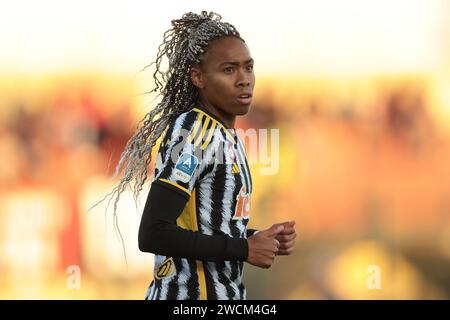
{"left": 224, "top": 67, "right": 234, "bottom": 74}
{"left": 246, "top": 64, "right": 254, "bottom": 71}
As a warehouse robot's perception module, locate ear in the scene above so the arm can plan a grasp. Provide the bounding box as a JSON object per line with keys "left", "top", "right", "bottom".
{"left": 191, "top": 67, "right": 205, "bottom": 89}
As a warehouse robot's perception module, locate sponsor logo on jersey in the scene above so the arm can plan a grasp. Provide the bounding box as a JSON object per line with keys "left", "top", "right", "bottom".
{"left": 155, "top": 257, "right": 176, "bottom": 279}
{"left": 233, "top": 185, "right": 251, "bottom": 220}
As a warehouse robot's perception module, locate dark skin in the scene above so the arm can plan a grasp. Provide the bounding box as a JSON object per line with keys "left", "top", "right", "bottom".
{"left": 191, "top": 36, "right": 297, "bottom": 269}
{"left": 191, "top": 36, "right": 255, "bottom": 129}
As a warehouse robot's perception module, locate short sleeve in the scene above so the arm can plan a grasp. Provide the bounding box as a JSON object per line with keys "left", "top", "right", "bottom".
{"left": 153, "top": 111, "right": 216, "bottom": 199}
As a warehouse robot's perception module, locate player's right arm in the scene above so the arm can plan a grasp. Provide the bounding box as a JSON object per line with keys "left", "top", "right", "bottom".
{"left": 138, "top": 183, "right": 283, "bottom": 268}
{"left": 138, "top": 111, "right": 247, "bottom": 262}
{"left": 138, "top": 111, "right": 282, "bottom": 267}
{"left": 138, "top": 181, "right": 248, "bottom": 262}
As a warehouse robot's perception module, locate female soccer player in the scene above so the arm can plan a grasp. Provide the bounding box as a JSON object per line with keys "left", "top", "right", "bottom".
{"left": 111, "top": 11, "right": 296, "bottom": 300}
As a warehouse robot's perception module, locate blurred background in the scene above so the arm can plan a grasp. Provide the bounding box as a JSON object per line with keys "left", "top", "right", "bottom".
{"left": 1, "top": 0, "right": 450, "bottom": 299}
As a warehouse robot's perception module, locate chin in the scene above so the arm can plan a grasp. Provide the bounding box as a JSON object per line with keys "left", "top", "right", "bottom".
{"left": 235, "top": 104, "right": 251, "bottom": 116}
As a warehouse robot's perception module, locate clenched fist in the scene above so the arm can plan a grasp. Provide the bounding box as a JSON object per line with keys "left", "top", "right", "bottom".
{"left": 272, "top": 221, "right": 296, "bottom": 256}
{"left": 246, "top": 224, "right": 284, "bottom": 269}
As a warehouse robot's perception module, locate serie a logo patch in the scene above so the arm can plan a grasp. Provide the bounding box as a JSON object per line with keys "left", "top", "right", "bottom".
{"left": 174, "top": 152, "right": 199, "bottom": 183}
{"left": 155, "top": 257, "right": 176, "bottom": 279}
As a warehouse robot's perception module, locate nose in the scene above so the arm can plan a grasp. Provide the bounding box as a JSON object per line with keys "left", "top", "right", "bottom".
{"left": 236, "top": 70, "right": 251, "bottom": 87}
{"left": 237, "top": 78, "right": 250, "bottom": 87}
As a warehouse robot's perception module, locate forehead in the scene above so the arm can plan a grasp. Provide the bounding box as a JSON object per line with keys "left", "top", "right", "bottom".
{"left": 202, "top": 36, "right": 251, "bottom": 66}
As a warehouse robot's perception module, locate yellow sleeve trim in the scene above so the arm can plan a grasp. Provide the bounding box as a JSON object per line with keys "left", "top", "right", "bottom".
{"left": 158, "top": 178, "right": 191, "bottom": 196}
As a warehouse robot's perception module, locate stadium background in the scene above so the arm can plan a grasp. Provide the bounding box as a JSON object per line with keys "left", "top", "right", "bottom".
{"left": 1, "top": 0, "right": 450, "bottom": 299}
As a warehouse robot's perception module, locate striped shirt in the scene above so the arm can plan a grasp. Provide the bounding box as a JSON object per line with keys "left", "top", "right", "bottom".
{"left": 144, "top": 106, "right": 253, "bottom": 300}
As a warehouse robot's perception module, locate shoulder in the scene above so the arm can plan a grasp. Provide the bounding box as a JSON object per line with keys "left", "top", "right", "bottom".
{"left": 170, "top": 108, "right": 200, "bottom": 132}
{"left": 168, "top": 108, "right": 228, "bottom": 150}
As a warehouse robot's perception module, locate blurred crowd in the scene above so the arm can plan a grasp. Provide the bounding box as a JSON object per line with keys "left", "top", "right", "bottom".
{"left": 0, "top": 73, "right": 449, "bottom": 299}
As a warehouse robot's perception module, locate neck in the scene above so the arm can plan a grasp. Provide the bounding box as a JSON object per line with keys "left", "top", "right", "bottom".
{"left": 198, "top": 99, "right": 235, "bottom": 129}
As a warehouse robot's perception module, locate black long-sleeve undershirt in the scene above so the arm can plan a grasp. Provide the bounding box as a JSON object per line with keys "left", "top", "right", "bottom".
{"left": 138, "top": 182, "right": 256, "bottom": 262}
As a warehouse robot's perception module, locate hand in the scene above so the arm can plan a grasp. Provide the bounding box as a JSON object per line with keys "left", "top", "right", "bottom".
{"left": 272, "top": 221, "right": 296, "bottom": 256}
{"left": 246, "top": 224, "right": 284, "bottom": 269}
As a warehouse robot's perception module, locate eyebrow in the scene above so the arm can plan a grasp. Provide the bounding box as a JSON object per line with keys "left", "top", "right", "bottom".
{"left": 219, "top": 58, "right": 254, "bottom": 67}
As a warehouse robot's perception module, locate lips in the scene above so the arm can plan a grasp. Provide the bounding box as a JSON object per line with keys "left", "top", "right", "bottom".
{"left": 237, "top": 93, "right": 253, "bottom": 105}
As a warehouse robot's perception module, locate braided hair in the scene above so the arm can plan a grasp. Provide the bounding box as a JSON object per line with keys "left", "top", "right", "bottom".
{"left": 92, "top": 11, "right": 244, "bottom": 253}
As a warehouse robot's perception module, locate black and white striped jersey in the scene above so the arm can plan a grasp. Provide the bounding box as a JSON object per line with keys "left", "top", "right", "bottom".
{"left": 144, "top": 106, "right": 253, "bottom": 300}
